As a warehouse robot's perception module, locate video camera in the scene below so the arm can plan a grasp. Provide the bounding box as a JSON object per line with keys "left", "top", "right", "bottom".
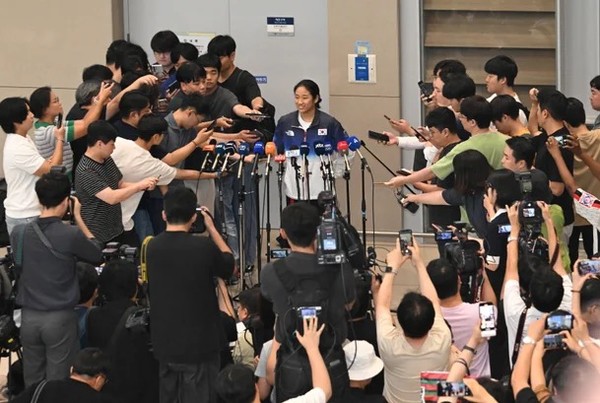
{"left": 102, "top": 242, "right": 139, "bottom": 265}
{"left": 515, "top": 171, "right": 548, "bottom": 261}
{"left": 316, "top": 191, "right": 366, "bottom": 269}
{"left": 436, "top": 222, "right": 483, "bottom": 303}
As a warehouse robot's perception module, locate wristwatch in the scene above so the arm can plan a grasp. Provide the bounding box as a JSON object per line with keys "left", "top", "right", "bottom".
{"left": 522, "top": 336, "right": 537, "bottom": 346}
{"left": 384, "top": 266, "right": 398, "bottom": 275}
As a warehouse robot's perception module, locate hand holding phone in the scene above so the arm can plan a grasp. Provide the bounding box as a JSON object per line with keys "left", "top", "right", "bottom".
{"left": 578, "top": 259, "right": 600, "bottom": 275}
{"left": 479, "top": 302, "right": 497, "bottom": 338}
{"left": 399, "top": 229, "right": 413, "bottom": 256}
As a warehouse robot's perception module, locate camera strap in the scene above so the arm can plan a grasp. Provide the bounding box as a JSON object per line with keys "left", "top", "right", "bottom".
{"left": 30, "top": 379, "right": 48, "bottom": 403}
{"left": 31, "top": 222, "right": 73, "bottom": 262}
{"left": 511, "top": 306, "right": 529, "bottom": 366}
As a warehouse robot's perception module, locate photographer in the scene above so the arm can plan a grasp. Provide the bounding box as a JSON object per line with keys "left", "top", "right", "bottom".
{"left": 11, "top": 172, "right": 103, "bottom": 387}
{"left": 503, "top": 202, "right": 572, "bottom": 368}
{"left": 260, "top": 202, "right": 355, "bottom": 401}
{"left": 146, "top": 187, "right": 234, "bottom": 403}
{"left": 372, "top": 237, "right": 451, "bottom": 403}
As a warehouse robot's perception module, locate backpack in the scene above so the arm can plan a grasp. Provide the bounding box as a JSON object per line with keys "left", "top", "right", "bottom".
{"left": 272, "top": 259, "right": 349, "bottom": 402}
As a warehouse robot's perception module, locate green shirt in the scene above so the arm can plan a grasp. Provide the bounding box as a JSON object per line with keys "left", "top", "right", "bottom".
{"left": 430, "top": 132, "right": 509, "bottom": 180}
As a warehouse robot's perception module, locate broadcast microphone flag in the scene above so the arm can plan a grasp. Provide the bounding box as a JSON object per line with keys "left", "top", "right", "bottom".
{"left": 337, "top": 140, "right": 351, "bottom": 172}
{"left": 264, "top": 142, "right": 277, "bottom": 176}
{"left": 237, "top": 142, "right": 250, "bottom": 179}
{"left": 212, "top": 143, "right": 226, "bottom": 171}
{"left": 220, "top": 141, "right": 238, "bottom": 173}
{"left": 250, "top": 141, "right": 264, "bottom": 178}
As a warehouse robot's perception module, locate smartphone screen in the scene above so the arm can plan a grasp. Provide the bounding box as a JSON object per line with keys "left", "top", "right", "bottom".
{"left": 435, "top": 231, "right": 453, "bottom": 241}
{"left": 578, "top": 259, "right": 600, "bottom": 275}
{"left": 497, "top": 224, "right": 512, "bottom": 234}
{"left": 543, "top": 333, "right": 564, "bottom": 350}
{"left": 437, "top": 381, "right": 472, "bottom": 397}
{"left": 546, "top": 313, "right": 574, "bottom": 331}
{"left": 479, "top": 302, "right": 497, "bottom": 338}
{"left": 399, "top": 229, "right": 413, "bottom": 255}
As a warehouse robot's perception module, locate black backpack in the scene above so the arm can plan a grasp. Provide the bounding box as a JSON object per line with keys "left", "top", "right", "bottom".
{"left": 272, "top": 259, "right": 348, "bottom": 402}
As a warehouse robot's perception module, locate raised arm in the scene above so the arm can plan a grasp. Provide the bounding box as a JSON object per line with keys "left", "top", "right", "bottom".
{"left": 71, "top": 81, "right": 114, "bottom": 138}
{"left": 404, "top": 190, "right": 449, "bottom": 206}
{"left": 295, "top": 317, "right": 332, "bottom": 401}
{"left": 511, "top": 316, "right": 546, "bottom": 398}
{"left": 546, "top": 137, "right": 577, "bottom": 196}
{"left": 95, "top": 177, "right": 157, "bottom": 205}
{"left": 410, "top": 237, "right": 442, "bottom": 315}
{"left": 502, "top": 203, "right": 521, "bottom": 299}
{"left": 373, "top": 238, "right": 410, "bottom": 313}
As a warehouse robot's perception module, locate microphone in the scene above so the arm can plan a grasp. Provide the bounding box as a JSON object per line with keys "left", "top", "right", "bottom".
{"left": 337, "top": 140, "right": 351, "bottom": 172}
{"left": 348, "top": 136, "right": 370, "bottom": 172}
{"left": 274, "top": 154, "right": 286, "bottom": 164}
{"left": 300, "top": 141, "right": 310, "bottom": 165}
{"left": 212, "top": 143, "right": 226, "bottom": 171}
{"left": 237, "top": 142, "right": 250, "bottom": 179}
{"left": 250, "top": 141, "right": 264, "bottom": 178}
{"left": 286, "top": 145, "right": 301, "bottom": 171}
{"left": 313, "top": 141, "right": 326, "bottom": 173}
{"left": 220, "top": 141, "right": 238, "bottom": 173}
{"left": 264, "top": 141, "right": 276, "bottom": 176}
{"left": 200, "top": 139, "right": 217, "bottom": 172}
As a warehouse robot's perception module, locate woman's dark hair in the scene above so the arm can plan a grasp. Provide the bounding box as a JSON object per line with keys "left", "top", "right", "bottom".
{"left": 293, "top": 79, "right": 322, "bottom": 109}
{"left": 486, "top": 169, "right": 522, "bottom": 207}
{"left": 477, "top": 377, "right": 514, "bottom": 403}
{"left": 29, "top": 86, "right": 52, "bottom": 118}
{"left": 453, "top": 150, "right": 492, "bottom": 195}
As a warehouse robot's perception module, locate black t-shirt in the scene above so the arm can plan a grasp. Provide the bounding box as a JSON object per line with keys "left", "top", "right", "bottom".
{"left": 345, "top": 387, "right": 386, "bottom": 403}
{"left": 429, "top": 141, "right": 462, "bottom": 227}
{"left": 515, "top": 387, "right": 540, "bottom": 403}
{"left": 441, "top": 188, "right": 487, "bottom": 237}
{"left": 260, "top": 252, "right": 356, "bottom": 344}
{"left": 112, "top": 120, "right": 139, "bottom": 141}
{"left": 147, "top": 231, "right": 234, "bottom": 363}
{"left": 12, "top": 379, "right": 114, "bottom": 403}
{"left": 484, "top": 212, "right": 510, "bottom": 299}
{"left": 533, "top": 128, "right": 575, "bottom": 225}
{"left": 221, "top": 68, "right": 262, "bottom": 132}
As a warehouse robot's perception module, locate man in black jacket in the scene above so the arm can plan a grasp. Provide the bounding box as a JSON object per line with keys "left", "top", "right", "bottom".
{"left": 12, "top": 172, "right": 103, "bottom": 387}
{"left": 147, "top": 187, "right": 234, "bottom": 403}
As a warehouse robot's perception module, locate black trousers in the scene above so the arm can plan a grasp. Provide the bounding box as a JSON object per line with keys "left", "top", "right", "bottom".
{"left": 158, "top": 355, "right": 220, "bottom": 403}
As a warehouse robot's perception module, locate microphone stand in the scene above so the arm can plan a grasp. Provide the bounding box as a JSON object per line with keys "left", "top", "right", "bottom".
{"left": 253, "top": 161, "right": 262, "bottom": 274}
{"left": 303, "top": 157, "right": 311, "bottom": 202}
{"left": 360, "top": 156, "right": 367, "bottom": 251}
{"left": 237, "top": 159, "right": 248, "bottom": 292}
{"left": 264, "top": 159, "right": 272, "bottom": 263}
{"left": 343, "top": 163, "right": 351, "bottom": 225}
{"left": 276, "top": 161, "right": 284, "bottom": 219}
{"left": 292, "top": 158, "right": 302, "bottom": 201}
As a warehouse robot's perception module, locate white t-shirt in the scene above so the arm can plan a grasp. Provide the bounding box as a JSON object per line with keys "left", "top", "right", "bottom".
{"left": 487, "top": 93, "right": 528, "bottom": 126}
{"left": 111, "top": 137, "right": 177, "bottom": 231}
{"left": 284, "top": 387, "right": 326, "bottom": 403}
{"left": 503, "top": 274, "right": 573, "bottom": 366}
{"left": 3, "top": 133, "right": 46, "bottom": 218}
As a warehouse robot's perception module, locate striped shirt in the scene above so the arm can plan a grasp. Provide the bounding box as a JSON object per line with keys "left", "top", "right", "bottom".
{"left": 33, "top": 120, "right": 75, "bottom": 174}
{"left": 75, "top": 155, "right": 123, "bottom": 243}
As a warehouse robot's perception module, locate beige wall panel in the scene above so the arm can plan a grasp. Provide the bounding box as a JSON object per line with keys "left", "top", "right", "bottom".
{"left": 328, "top": 0, "right": 401, "bottom": 98}
{"left": 330, "top": 95, "right": 408, "bottom": 233}
{"left": 0, "top": 1, "right": 122, "bottom": 93}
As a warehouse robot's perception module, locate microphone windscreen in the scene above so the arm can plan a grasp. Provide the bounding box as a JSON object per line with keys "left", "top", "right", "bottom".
{"left": 348, "top": 136, "right": 361, "bottom": 151}
{"left": 215, "top": 143, "right": 226, "bottom": 155}
{"left": 238, "top": 142, "right": 250, "bottom": 156}
{"left": 274, "top": 154, "right": 286, "bottom": 163}
{"left": 202, "top": 144, "right": 215, "bottom": 152}
{"left": 313, "top": 141, "right": 325, "bottom": 156}
{"left": 299, "top": 142, "right": 310, "bottom": 156}
{"left": 265, "top": 142, "right": 277, "bottom": 156}
{"left": 337, "top": 140, "right": 349, "bottom": 152}
{"left": 253, "top": 141, "right": 265, "bottom": 155}
{"left": 324, "top": 142, "right": 333, "bottom": 155}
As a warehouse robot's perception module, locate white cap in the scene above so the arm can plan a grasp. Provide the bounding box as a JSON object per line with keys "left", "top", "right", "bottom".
{"left": 343, "top": 340, "right": 384, "bottom": 381}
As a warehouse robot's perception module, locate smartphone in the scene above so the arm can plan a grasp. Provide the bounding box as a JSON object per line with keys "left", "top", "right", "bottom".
{"left": 296, "top": 306, "right": 321, "bottom": 319}
{"left": 418, "top": 81, "right": 434, "bottom": 99}
{"left": 384, "top": 114, "right": 392, "bottom": 121}
{"left": 399, "top": 229, "right": 413, "bottom": 256}
{"left": 545, "top": 311, "right": 574, "bottom": 331}
{"left": 54, "top": 113, "right": 63, "bottom": 129}
{"left": 578, "top": 259, "right": 600, "bottom": 275}
{"left": 435, "top": 231, "right": 453, "bottom": 241}
{"left": 150, "top": 63, "right": 164, "bottom": 76}
{"left": 167, "top": 80, "right": 180, "bottom": 93}
{"left": 368, "top": 130, "right": 389, "bottom": 142}
{"left": 207, "top": 119, "right": 218, "bottom": 131}
{"left": 436, "top": 381, "right": 472, "bottom": 397}
{"left": 543, "top": 333, "right": 565, "bottom": 350}
{"left": 95, "top": 266, "right": 103, "bottom": 275}
{"left": 270, "top": 249, "right": 290, "bottom": 259}
{"left": 498, "top": 224, "right": 512, "bottom": 234}
{"left": 479, "top": 302, "right": 497, "bottom": 338}
{"left": 395, "top": 168, "right": 412, "bottom": 177}
{"left": 554, "top": 134, "right": 567, "bottom": 147}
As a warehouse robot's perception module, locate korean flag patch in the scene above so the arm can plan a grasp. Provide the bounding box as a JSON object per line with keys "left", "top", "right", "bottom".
{"left": 318, "top": 128, "right": 328, "bottom": 136}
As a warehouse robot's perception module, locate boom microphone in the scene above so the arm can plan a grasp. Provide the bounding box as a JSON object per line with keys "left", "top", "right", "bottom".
{"left": 348, "top": 136, "right": 370, "bottom": 172}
